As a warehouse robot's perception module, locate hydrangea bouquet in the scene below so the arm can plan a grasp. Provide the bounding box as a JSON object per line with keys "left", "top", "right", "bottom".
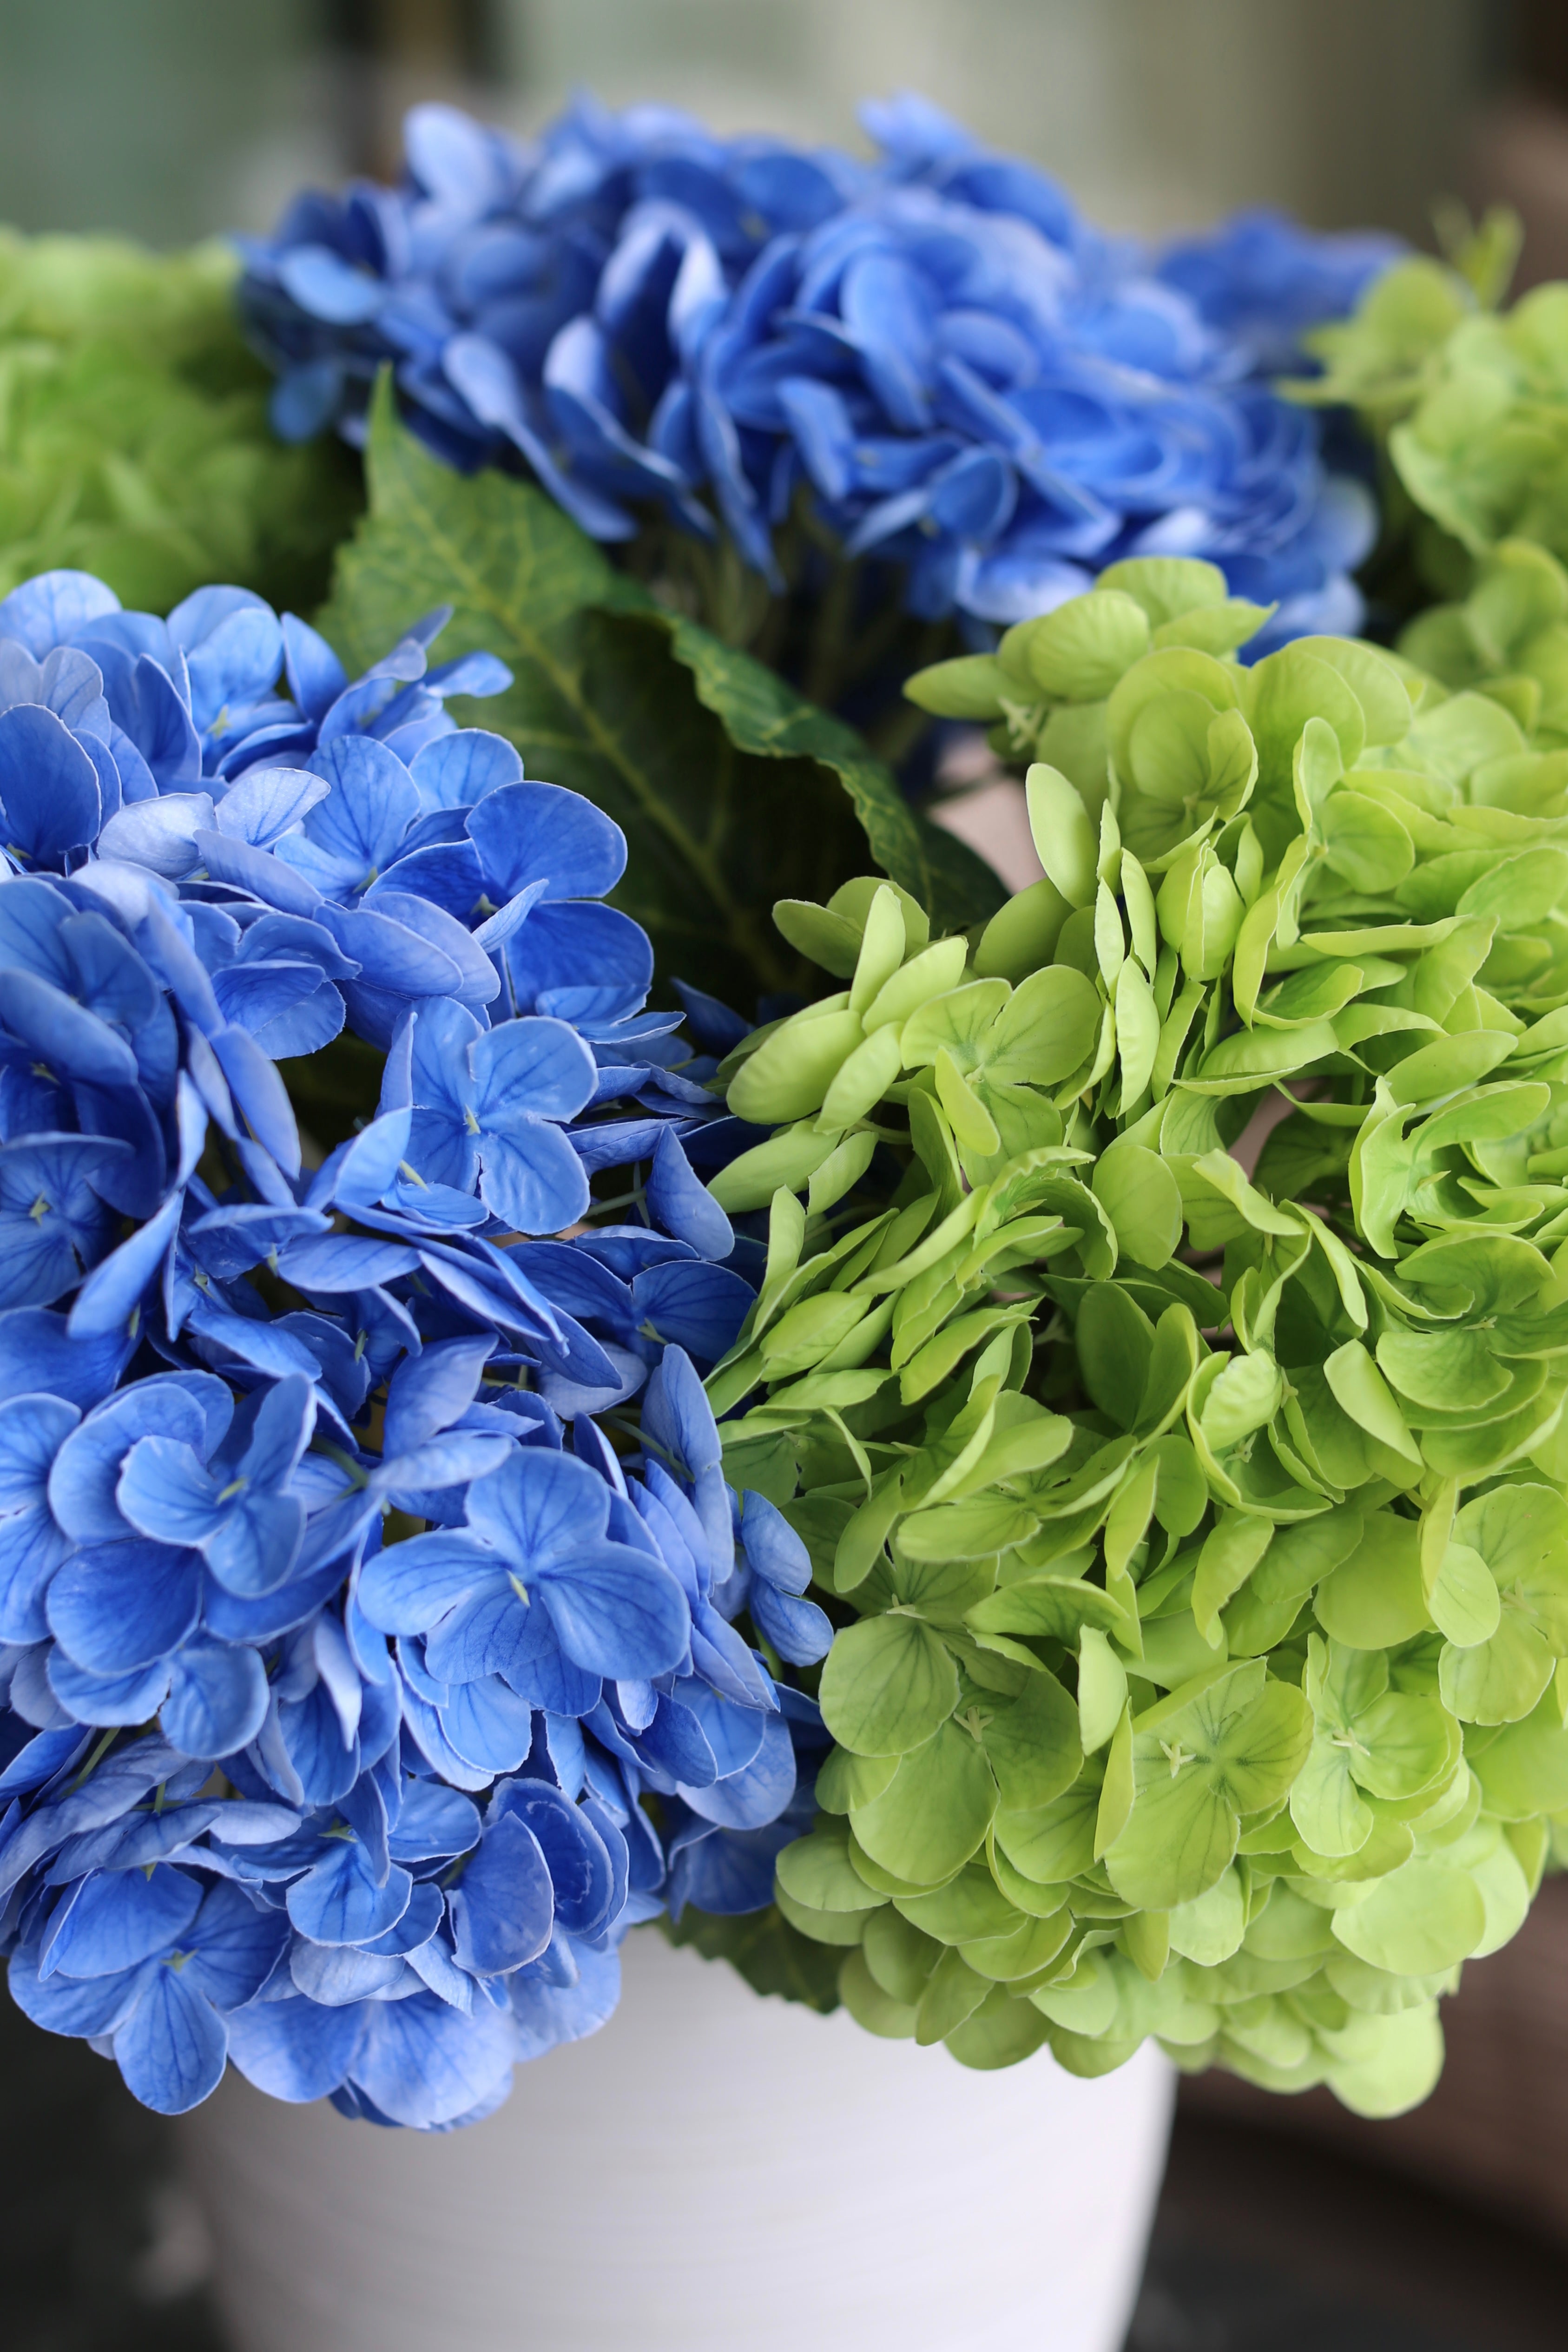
{"left": 236, "top": 95, "right": 1394, "bottom": 750}
{"left": 0, "top": 562, "right": 833, "bottom": 2129}
{"left": 13, "top": 76, "right": 1568, "bottom": 2160}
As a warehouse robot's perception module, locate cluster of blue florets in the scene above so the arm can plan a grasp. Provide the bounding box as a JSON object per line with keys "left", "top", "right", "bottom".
{"left": 0, "top": 567, "right": 827, "bottom": 2127}
{"left": 238, "top": 92, "right": 1398, "bottom": 649}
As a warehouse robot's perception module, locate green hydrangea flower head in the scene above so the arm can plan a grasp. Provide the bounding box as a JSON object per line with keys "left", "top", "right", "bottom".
{"left": 0, "top": 229, "right": 361, "bottom": 610}
{"left": 696, "top": 558, "right": 1568, "bottom": 2118}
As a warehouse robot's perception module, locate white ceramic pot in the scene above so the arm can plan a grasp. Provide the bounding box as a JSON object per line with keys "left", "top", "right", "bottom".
{"left": 180, "top": 1929, "right": 1173, "bottom": 2352}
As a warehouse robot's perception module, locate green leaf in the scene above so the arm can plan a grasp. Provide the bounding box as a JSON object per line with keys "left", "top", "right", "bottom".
{"left": 915, "top": 1944, "right": 991, "bottom": 2044}
{"left": 818, "top": 1614, "right": 960, "bottom": 1757}
{"left": 774, "top": 1818, "right": 888, "bottom": 1915}
{"left": 944, "top": 1984, "right": 1055, "bottom": 2069}
{"left": 1077, "top": 1626, "right": 1129, "bottom": 1754}
{"left": 1094, "top": 1144, "right": 1183, "bottom": 1270}
{"left": 1107, "top": 1667, "right": 1313, "bottom": 1909}
{"left": 1320, "top": 790, "right": 1415, "bottom": 892}
{"left": 1315, "top": 1512, "right": 1433, "bottom": 1648}
{"left": 1324, "top": 2003, "right": 1445, "bottom": 2120}
{"left": 977, "top": 1670, "right": 1083, "bottom": 1811}
{"left": 973, "top": 876, "right": 1072, "bottom": 982}
{"left": 1192, "top": 1514, "right": 1274, "bottom": 1644}
{"left": 319, "top": 382, "right": 998, "bottom": 1004}
{"left": 1019, "top": 590, "right": 1153, "bottom": 699}
{"left": 903, "top": 652, "right": 1012, "bottom": 720}
{"left": 1168, "top": 1865, "right": 1247, "bottom": 1965}
{"left": 774, "top": 1883, "right": 874, "bottom": 1946}
{"left": 1325, "top": 1336, "right": 1420, "bottom": 1458}
{"left": 837, "top": 1948, "right": 918, "bottom": 2038}
{"left": 1329, "top": 1860, "right": 1487, "bottom": 1975}
{"left": 860, "top": 1904, "right": 942, "bottom": 2005}
{"left": 849, "top": 1719, "right": 999, "bottom": 1885}
{"left": 895, "top": 1864, "right": 1021, "bottom": 1948}
{"left": 985, "top": 965, "right": 1104, "bottom": 1086}
{"left": 1075, "top": 1287, "right": 1153, "bottom": 1428}
{"left": 993, "top": 1781, "right": 1099, "bottom": 1884}
{"left": 962, "top": 1908, "right": 1074, "bottom": 1982}
{"left": 1470, "top": 1683, "right": 1568, "bottom": 1818}
{"left": 1025, "top": 763, "right": 1100, "bottom": 907}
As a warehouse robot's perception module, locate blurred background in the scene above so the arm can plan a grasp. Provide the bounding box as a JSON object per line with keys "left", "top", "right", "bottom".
{"left": 0, "top": 0, "right": 1563, "bottom": 267}
{"left": 6, "top": 2, "right": 1568, "bottom": 2346}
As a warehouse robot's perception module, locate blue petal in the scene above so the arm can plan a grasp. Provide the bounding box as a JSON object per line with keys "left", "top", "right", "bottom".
{"left": 491, "top": 1779, "right": 615, "bottom": 1938}
{"left": 540, "top": 1542, "right": 689, "bottom": 1680}
{"left": 276, "top": 1233, "right": 421, "bottom": 1291}
{"left": 299, "top": 734, "right": 422, "bottom": 883}
{"left": 739, "top": 1489, "right": 814, "bottom": 1596}
{"left": 113, "top": 1965, "right": 229, "bottom": 2114}
{"left": 463, "top": 1446, "right": 607, "bottom": 1573}
{"left": 45, "top": 1862, "right": 203, "bottom": 1979}
{"left": 67, "top": 1186, "right": 183, "bottom": 1341}
{"left": 349, "top": 1984, "right": 516, "bottom": 2129}
{"left": 116, "top": 1436, "right": 221, "bottom": 1549}
{"left": 473, "top": 1015, "right": 597, "bottom": 1126}
{"left": 46, "top": 1650, "right": 173, "bottom": 1727}
{"left": 282, "top": 615, "right": 349, "bottom": 722}
{"left": 47, "top": 1538, "right": 202, "bottom": 1675}
{"left": 383, "top": 1334, "right": 494, "bottom": 1457}
{"left": 277, "top": 243, "right": 387, "bottom": 324}
{"left": 210, "top": 1024, "right": 302, "bottom": 1177}
{"left": 225, "top": 1990, "right": 366, "bottom": 2101}
{"left": 0, "top": 568, "right": 119, "bottom": 657}
{"left": 468, "top": 779, "right": 628, "bottom": 903}
{"left": 0, "top": 1392, "right": 78, "bottom": 1505}
{"left": 356, "top": 1531, "right": 495, "bottom": 1634}
{"left": 677, "top": 1706, "right": 796, "bottom": 1829}
{"left": 182, "top": 1880, "right": 291, "bottom": 2009}
{"left": 386, "top": 1779, "right": 482, "bottom": 1864}
{"left": 497, "top": 900, "right": 653, "bottom": 1015}
{"left": 7, "top": 1944, "right": 143, "bottom": 2036}
{"left": 478, "top": 1120, "right": 591, "bottom": 1236}
{"left": 0, "top": 969, "right": 138, "bottom": 1087}
{"left": 410, "top": 729, "right": 521, "bottom": 811}
{"left": 509, "top": 1938, "right": 619, "bottom": 2061}
{"left": 422, "top": 1664, "right": 531, "bottom": 1776}
{"left": 0, "top": 703, "right": 101, "bottom": 861}
{"left": 161, "top": 1642, "right": 270, "bottom": 1760}
{"left": 644, "top": 1127, "right": 734, "bottom": 1261}
{"left": 748, "top": 1576, "right": 834, "bottom": 1666}
{"left": 631, "top": 1259, "right": 752, "bottom": 1365}
{"left": 448, "top": 1809, "right": 554, "bottom": 1974}
{"left": 286, "top": 1839, "right": 414, "bottom": 1947}
{"left": 49, "top": 1375, "right": 225, "bottom": 1543}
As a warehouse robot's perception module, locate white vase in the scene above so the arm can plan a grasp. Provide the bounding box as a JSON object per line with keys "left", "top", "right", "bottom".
{"left": 179, "top": 1929, "right": 1173, "bottom": 2352}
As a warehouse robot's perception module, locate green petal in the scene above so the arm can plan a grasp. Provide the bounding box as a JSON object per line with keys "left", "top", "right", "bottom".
{"left": 818, "top": 1614, "right": 960, "bottom": 1757}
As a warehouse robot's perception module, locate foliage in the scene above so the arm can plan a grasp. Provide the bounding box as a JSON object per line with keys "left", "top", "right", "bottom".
{"left": 695, "top": 553, "right": 1568, "bottom": 2116}
{"left": 240, "top": 95, "right": 1384, "bottom": 688}
{"left": 0, "top": 231, "right": 360, "bottom": 613}
{"left": 0, "top": 561, "right": 831, "bottom": 2128}
{"left": 318, "top": 383, "right": 1002, "bottom": 1004}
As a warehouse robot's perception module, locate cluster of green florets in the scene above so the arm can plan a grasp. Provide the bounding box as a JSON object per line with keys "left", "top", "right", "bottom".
{"left": 701, "top": 553, "right": 1568, "bottom": 2118}
{"left": 0, "top": 230, "right": 360, "bottom": 610}
{"left": 1288, "top": 227, "right": 1568, "bottom": 605}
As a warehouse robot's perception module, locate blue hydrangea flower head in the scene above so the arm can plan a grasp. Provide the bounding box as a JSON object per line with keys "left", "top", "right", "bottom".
{"left": 0, "top": 562, "right": 824, "bottom": 2128}
{"left": 238, "top": 94, "right": 1398, "bottom": 650}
